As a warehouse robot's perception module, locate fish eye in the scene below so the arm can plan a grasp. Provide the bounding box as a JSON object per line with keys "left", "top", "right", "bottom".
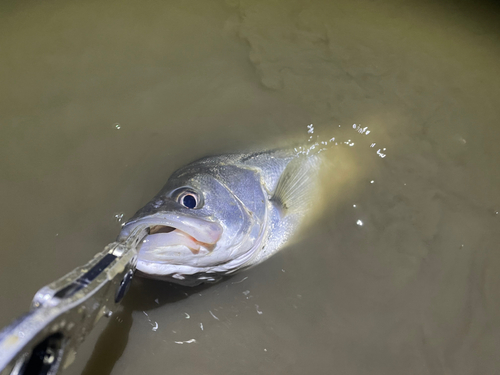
{"left": 182, "top": 194, "right": 197, "bottom": 209}
{"left": 173, "top": 188, "right": 202, "bottom": 209}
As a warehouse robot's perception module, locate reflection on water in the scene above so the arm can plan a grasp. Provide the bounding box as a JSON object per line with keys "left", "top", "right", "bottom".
{"left": 1, "top": 0, "right": 500, "bottom": 374}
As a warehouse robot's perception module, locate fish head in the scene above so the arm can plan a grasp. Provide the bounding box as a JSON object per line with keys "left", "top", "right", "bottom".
{"left": 118, "top": 162, "right": 267, "bottom": 284}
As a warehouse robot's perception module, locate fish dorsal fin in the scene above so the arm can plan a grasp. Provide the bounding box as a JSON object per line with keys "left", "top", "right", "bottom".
{"left": 271, "top": 155, "right": 321, "bottom": 216}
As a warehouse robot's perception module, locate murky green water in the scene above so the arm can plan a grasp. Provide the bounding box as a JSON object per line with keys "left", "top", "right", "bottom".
{"left": 1, "top": 0, "right": 500, "bottom": 374}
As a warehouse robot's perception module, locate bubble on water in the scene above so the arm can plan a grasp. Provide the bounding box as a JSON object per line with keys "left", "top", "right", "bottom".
{"left": 114, "top": 123, "right": 121, "bottom": 130}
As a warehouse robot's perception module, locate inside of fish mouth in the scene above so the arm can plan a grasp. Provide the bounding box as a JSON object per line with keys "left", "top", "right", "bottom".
{"left": 143, "top": 224, "right": 216, "bottom": 254}
{"left": 147, "top": 225, "right": 176, "bottom": 235}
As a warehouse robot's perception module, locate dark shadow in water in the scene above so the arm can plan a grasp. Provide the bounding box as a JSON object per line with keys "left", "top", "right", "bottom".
{"left": 80, "top": 276, "right": 218, "bottom": 375}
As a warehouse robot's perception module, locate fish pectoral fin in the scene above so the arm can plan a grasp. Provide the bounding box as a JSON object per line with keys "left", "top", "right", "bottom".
{"left": 271, "top": 154, "right": 321, "bottom": 216}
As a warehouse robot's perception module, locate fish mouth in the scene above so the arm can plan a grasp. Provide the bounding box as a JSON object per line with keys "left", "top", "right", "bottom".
{"left": 144, "top": 224, "right": 215, "bottom": 255}
{"left": 118, "top": 214, "right": 223, "bottom": 265}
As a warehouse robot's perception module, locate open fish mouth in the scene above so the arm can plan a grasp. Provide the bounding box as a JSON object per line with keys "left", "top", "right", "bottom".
{"left": 118, "top": 214, "right": 223, "bottom": 265}
{"left": 142, "top": 224, "right": 214, "bottom": 257}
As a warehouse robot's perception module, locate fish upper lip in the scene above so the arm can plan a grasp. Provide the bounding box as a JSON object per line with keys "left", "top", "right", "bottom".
{"left": 118, "top": 213, "right": 223, "bottom": 245}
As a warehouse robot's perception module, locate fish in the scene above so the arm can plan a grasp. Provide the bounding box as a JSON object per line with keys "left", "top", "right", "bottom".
{"left": 118, "top": 148, "right": 322, "bottom": 286}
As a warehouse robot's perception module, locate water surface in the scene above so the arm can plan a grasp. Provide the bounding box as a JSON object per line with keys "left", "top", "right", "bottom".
{"left": 1, "top": 0, "right": 500, "bottom": 374}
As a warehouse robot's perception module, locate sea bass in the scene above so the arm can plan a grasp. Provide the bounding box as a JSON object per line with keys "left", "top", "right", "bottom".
{"left": 118, "top": 148, "right": 321, "bottom": 286}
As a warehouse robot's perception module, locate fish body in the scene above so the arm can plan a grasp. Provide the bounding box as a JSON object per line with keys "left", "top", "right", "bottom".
{"left": 118, "top": 148, "right": 320, "bottom": 286}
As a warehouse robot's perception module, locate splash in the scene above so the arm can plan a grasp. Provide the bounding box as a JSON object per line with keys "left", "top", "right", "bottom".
{"left": 294, "top": 123, "right": 388, "bottom": 158}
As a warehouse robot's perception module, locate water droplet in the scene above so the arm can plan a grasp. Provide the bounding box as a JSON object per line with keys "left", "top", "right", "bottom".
{"left": 114, "top": 212, "right": 124, "bottom": 222}
{"left": 209, "top": 310, "right": 219, "bottom": 321}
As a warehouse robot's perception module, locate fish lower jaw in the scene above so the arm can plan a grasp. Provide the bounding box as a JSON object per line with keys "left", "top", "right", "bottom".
{"left": 136, "top": 259, "right": 219, "bottom": 281}
{"left": 136, "top": 246, "right": 258, "bottom": 279}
